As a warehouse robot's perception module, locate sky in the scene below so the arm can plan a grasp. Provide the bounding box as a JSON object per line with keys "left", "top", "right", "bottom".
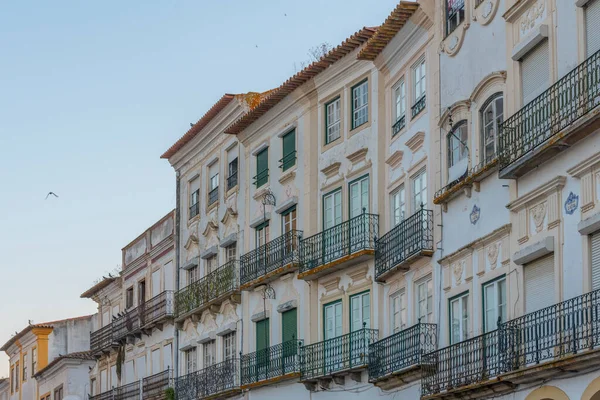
{"left": 0, "top": 0, "right": 401, "bottom": 377}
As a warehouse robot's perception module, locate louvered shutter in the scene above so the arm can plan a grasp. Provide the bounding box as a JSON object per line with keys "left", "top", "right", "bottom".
{"left": 587, "top": 0, "right": 600, "bottom": 57}
{"left": 282, "top": 129, "right": 296, "bottom": 170}
{"left": 591, "top": 232, "right": 600, "bottom": 290}
{"left": 524, "top": 254, "right": 555, "bottom": 313}
{"left": 521, "top": 41, "right": 550, "bottom": 104}
{"left": 282, "top": 308, "right": 297, "bottom": 343}
{"left": 256, "top": 319, "right": 270, "bottom": 351}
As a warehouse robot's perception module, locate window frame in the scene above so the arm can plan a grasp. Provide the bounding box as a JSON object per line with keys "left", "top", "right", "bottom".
{"left": 391, "top": 185, "right": 406, "bottom": 227}
{"left": 449, "top": 291, "right": 470, "bottom": 344}
{"left": 412, "top": 57, "right": 426, "bottom": 107}
{"left": 325, "top": 97, "right": 341, "bottom": 145}
{"left": 223, "top": 332, "right": 236, "bottom": 361}
{"left": 393, "top": 78, "right": 406, "bottom": 135}
{"left": 411, "top": 168, "right": 427, "bottom": 212}
{"left": 323, "top": 299, "right": 343, "bottom": 340}
{"left": 446, "top": 0, "right": 465, "bottom": 37}
{"left": 184, "top": 347, "right": 197, "bottom": 374}
{"left": 322, "top": 188, "right": 343, "bottom": 231}
{"left": 390, "top": 289, "right": 407, "bottom": 334}
{"left": 227, "top": 157, "right": 238, "bottom": 190}
{"left": 125, "top": 287, "right": 134, "bottom": 309}
{"left": 482, "top": 275, "right": 507, "bottom": 333}
{"left": 22, "top": 353, "right": 27, "bottom": 382}
{"left": 480, "top": 93, "right": 503, "bottom": 164}
{"left": 203, "top": 341, "right": 216, "bottom": 368}
{"left": 225, "top": 243, "right": 237, "bottom": 263}
{"left": 281, "top": 129, "right": 297, "bottom": 171}
{"left": 254, "top": 148, "right": 269, "bottom": 187}
{"left": 31, "top": 347, "right": 37, "bottom": 377}
{"left": 351, "top": 79, "right": 369, "bottom": 130}
{"left": 415, "top": 276, "right": 433, "bottom": 323}
{"left": 255, "top": 221, "right": 270, "bottom": 248}
{"left": 447, "top": 120, "right": 469, "bottom": 168}
{"left": 53, "top": 385, "right": 63, "bottom": 400}
{"left": 349, "top": 290, "right": 371, "bottom": 332}
{"left": 348, "top": 174, "right": 370, "bottom": 218}
{"left": 281, "top": 205, "right": 297, "bottom": 234}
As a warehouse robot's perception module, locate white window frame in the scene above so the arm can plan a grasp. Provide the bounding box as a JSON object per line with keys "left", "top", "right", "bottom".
{"left": 450, "top": 292, "right": 470, "bottom": 344}
{"left": 325, "top": 97, "right": 341, "bottom": 144}
{"left": 349, "top": 175, "right": 370, "bottom": 218}
{"left": 184, "top": 347, "right": 197, "bottom": 374}
{"left": 210, "top": 173, "right": 219, "bottom": 191}
{"left": 352, "top": 80, "right": 369, "bottom": 129}
{"left": 223, "top": 332, "right": 236, "bottom": 361}
{"left": 323, "top": 189, "right": 342, "bottom": 230}
{"left": 226, "top": 243, "right": 237, "bottom": 263}
{"left": 448, "top": 121, "right": 468, "bottom": 168}
{"left": 394, "top": 78, "right": 406, "bottom": 123}
{"left": 391, "top": 185, "right": 406, "bottom": 226}
{"left": 415, "top": 276, "right": 433, "bottom": 323}
{"left": 411, "top": 169, "right": 427, "bottom": 212}
{"left": 350, "top": 291, "right": 371, "bottom": 331}
{"left": 481, "top": 94, "right": 503, "bottom": 164}
{"left": 203, "top": 341, "right": 216, "bottom": 368}
{"left": 412, "top": 57, "right": 426, "bottom": 104}
{"left": 483, "top": 277, "right": 507, "bottom": 333}
{"left": 391, "top": 290, "right": 407, "bottom": 334}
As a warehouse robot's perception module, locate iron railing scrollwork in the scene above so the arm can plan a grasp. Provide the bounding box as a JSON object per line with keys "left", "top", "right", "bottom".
{"left": 90, "top": 323, "right": 113, "bottom": 354}
{"left": 189, "top": 202, "right": 199, "bottom": 219}
{"left": 208, "top": 187, "right": 219, "bottom": 206}
{"left": 300, "top": 328, "right": 378, "bottom": 381}
{"left": 240, "top": 230, "right": 302, "bottom": 285}
{"left": 142, "top": 291, "right": 174, "bottom": 327}
{"left": 175, "top": 359, "right": 240, "bottom": 399}
{"left": 89, "top": 389, "right": 115, "bottom": 400}
{"left": 227, "top": 171, "right": 238, "bottom": 190}
{"left": 114, "top": 380, "right": 140, "bottom": 400}
{"left": 392, "top": 115, "right": 406, "bottom": 136}
{"left": 375, "top": 208, "right": 433, "bottom": 279}
{"left": 411, "top": 95, "right": 426, "bottom": 118}
{"left": 142, "top": 369, "right": 171, "bottom": 398}
{"left": 368, "top": 322, "right": 437, "bottom": 382}
{"left": 113, "top": 307, "right": 141, "bottom": 342}
{"left": 300, "top": 212, "right": 379, "bottom": 274}
{"left": 241, "top": 339, "right": 303, "bottom": 386}
{"left": 499, "top": 48, "right": 600, "bottom": 171}
{"left": 422, "top": 288, "right": 600, "bottom": 396}
{"left": 279, "top": 151, "right": 297, "bottom": 171}
{"left": 174, "top": 260, "right": 239, "bottom": 318}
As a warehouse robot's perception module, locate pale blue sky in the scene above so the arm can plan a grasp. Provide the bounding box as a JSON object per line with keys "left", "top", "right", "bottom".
{"left": 0, "top": 0, "right": 400, "bottom": 376}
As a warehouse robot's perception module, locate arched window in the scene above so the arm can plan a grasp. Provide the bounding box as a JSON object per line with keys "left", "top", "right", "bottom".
{"left": 480, "top": 93, "right": 503, "bottom": 163}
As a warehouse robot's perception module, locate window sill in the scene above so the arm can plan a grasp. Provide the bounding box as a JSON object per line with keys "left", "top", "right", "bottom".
{"left": 225, "top": 185, "right": 238, "bottom": 198}
{"left": 206, "top": 201, "right": 218, "bottom": 214}
{"left": 187, "top": 214, "right": 201, "bottom": 227}
{"left": 279, "top": 168, "right": 297, "bottom": 185}
{"left": 349, "top": 120, "right": 371, "bottom": 135}
{"left": 322, "top": 136, "right": 344, "bottom": 153}
{"left": 433, "top": 158, "right": 498, "bottom": 210}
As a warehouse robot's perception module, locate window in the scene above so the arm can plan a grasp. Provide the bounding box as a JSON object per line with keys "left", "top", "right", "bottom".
{"left": 184, "top": 347, "right": 197, "bottom": 374}
{"left": 227, "top": 158, "right": 238, "bottom": 190}
{"left": 138, "top": 280, "right": 146, "bottom": 305}
{"left": 255, "top": 319, "right": 270, "bottom": 352}
{"left": 412, "top": 58, "right": 426, "bottom": 116}
{"left": 450, "top": 292, "right": 469, "bottom": 344}
{"left": 282, "top": 308, "right": 297, "bottom": 343}
{"left": 282, "top": 206, "right": 297, "bottom": 234}
{"left": 324, "top": 301, "right": 343, "bottom": 339}
{"left": 412, "top": 169, "right": 427, "bottom": 211}
{"left": 524, "top": 254, "right": 555, "bottom": 313}
{"left": 416, "top": 277, "right": 433, "bottom": 323}
{"left": 352, "top": 80, "right": 369, "bottom": 129}
{"left": 586, "top": 0, "right": 600, "bottom": 57}
{"left": 15, "top": 362, "right": 19, "bottom": 391}
{"left": 32, "top": 348, "right": 37, "bottom": 376}
{"left": 209, "top": 173, "right": 219, "bottom": 206}
{"left": 90, "top": 378, "right": 96, "bottom": 396}
{"left": 323, "top": 189, "right": 342, "bottom": 230}
{"left": 223, "top": 332, "right": 236, "bottom": 361}
{"left": 189, "top": 176, "right": 200, "bottom": 219}
{"left": 591, "top": 232, "right": 600, "bottom": 290}
{"left": 349, "top": 175, "right": 369, "bottom": 218}
{"left": 255, "top": 221, "right": 270, "bottom": 247}
{"left": 391, "top": 290, "right": 407, "bottom": 333}
{"left": 54, "top": 385, "right": 63, "bottom": 400}
{"left": 481, "top": 94, "right": 503, "bottom": 163}
{"left": 22, "top": 353, "right": 27, "bottom": 381}
{"left": 254, "top": 148, "right": 269, "bottom": 187}
{"left": 446, "top": 0, "right": 465, "bottom": 36}
{"left": 10, "top": 365, "right": 14, "bottom": 393}
{"left": 325, "top": 97, "right": 341, "bottom": 144}
{"left": 206, "top": 255, "right": 217, "bottom": 274}
{"left": 210, "top": 173, "right": 219, "bottom": 191}
{"left": 393, "top": 78, "right": 406, "bottom": 135}
{"left": 483, "top": 277, "right": 506, "bottom": 333}
{"left": 226, "top": 243, "right": 237, "bottom": 263}
{"left": 281, "top": 129, "right": 296, "bottom": 171}
{"left": 187, "top": 266, "right": 199, "bottom": 285}
{"left": 203, "top": 341, "right": 216, "bottom": 367}
{"left": 350, "top": 291, "right": 371, "bottom": 331}
{"left": 448, "top": 121, "right": 468, "bottom": 168}
{"left": 521, "top": 41, "right": 550, "bottom": 105}
{"left": 391, "top": 186, "right": 405, "bottom": 226}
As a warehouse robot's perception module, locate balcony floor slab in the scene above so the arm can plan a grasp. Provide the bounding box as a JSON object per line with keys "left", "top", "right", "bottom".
{"left": 298, "top": 250, "right": 374, "bottom": 281}
{"left": 240, "top": 262, "right": 299, "bottom": 291}
{"left": 240, "top": 372, "right": 300, "bottom": 391}
{"left": 370, "top": 364, "right": 423, "bottom": 390}
{"left": 375, "top": 251, "right": 433, "bottom": 283}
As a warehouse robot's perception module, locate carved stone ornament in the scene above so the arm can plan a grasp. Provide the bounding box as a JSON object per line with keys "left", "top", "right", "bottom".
{"left": 487, "top": 243, "right": 499, "bottom": 269}
{"left": 452, "top": 262, "right": 463, "bottom": 285}
{"left": 519, "top": 1, "right": 546, "bottom": 38}
{"left": 531, "top": 203, "right": 547, "bottom": 233}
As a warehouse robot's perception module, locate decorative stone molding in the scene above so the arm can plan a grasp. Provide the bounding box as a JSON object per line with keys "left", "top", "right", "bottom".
{"left": 321, "top": 162, "right": 343, "bottom": 189}
{"left": 578, "top": 212, "right": 600, "bottom": 235}
{"left": 487, "top": 243, "right": 499, "bottom": 269}
{"left": 216, "top": 322, "right": 237, "bottom": 336}
{"left": 507, "top": 176, "right": 566, "bottom": 211}
{"left": 182, "top": 257, "right": 199, "bottom": 271}
{"left": 439, "top": 100, "right": 471, "bottom": 128}
{"left": 346, "top": 148, "right": 372, "bottom": 178}
{"left": 200, "top": 245, "right": 218, "bottom": 259}
{"left": 452, "top": 261, "right": 464, "bottom": 285}
{"left": 443, "top": 266, "right": 451, "bottom": 291}
{"left": 251, "top": 141, "right": 269, "bottom": 156}
{"left": 253, "top": 186, "right": 272, "bottom": 201}
{"left": 347, "top": 266, "right": 372, "bottom": 292}
{"left": 405, "top": 131, "right": 426, "bottom": 153}
{"left": 320, "top": 276, "right": 343, "bottom": 300}
{"left": 518, "top": 0, "right": 546, "bottom": 39}
{"left": 513, "top": 236, "right": 554, "bottom": 265}
{"left": 200, "top": 310, "right": 217, "bottom": 332}
{"left": 251, "top": 310, "right": 270, "bottom": 323}
{"left": 440, "top": 9, "right": 470, "bottom": 57}
{"left": 197, "top": 331, "right": 216, "bottom": 344}
{"left": 530, "top": 202, "right": 547, "bottom": 233}
{"left": 473, "top": 0, "right": 500, "bottom": 25}
{"left": 250, "top": 212, "right": 271, "bottom": 228}
{"left": 279, "top": 273, "right": 299, "bottom": 305}
{"left": 385, "top": 150, "right": 404, "bottom": 170}
{"left": 275, "top": 196, "right": 298, "bottom": 214}
{"left": 469, "top": 71, "right": 507, "bottom": 104}
{"left": 277, "top": 300, "right": 297, "bottom": 313}
{"left": 279, "top": 170, "right": 296, "bottom": 185}
{"left": 219, "top": 233, "right": 237, "bottom": 248}
{"left": 512, "top": 23, "right": 548, "bottom": 61}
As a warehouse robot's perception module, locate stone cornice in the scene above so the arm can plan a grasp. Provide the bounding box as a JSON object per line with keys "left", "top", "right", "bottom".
{"left": 507, "top": 176, "right": 566, "bottom": 211}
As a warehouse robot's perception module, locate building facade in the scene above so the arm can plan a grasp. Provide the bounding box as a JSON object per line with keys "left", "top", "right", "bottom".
{"left": 82, "top": 211, "right": 176, "bottom": 400}
{"left": 0, "top": 316, "right": 93, "bottom": 400}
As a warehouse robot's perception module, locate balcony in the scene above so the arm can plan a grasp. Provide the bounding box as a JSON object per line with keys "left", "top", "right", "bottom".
{"left": 368, "top": 322, "right": 437, "bottom": 389}
{"left": 189, "top": 202, "right": 199, "bottom": 220}
{"left": 300, "top": 327, "right": 378, "bottom": 389}
{"left": 141, "top": 291, "right": 175, "bottom": 330}
{"left": 90, "top": 391, "right": 115, "bottom": 400}
{"left": 142, "top": 369, "right": 172, "bottom": 399}
{"left": 433, "top": 158, "right": 498, "bottom": 206}
{"left": 114, "top": 380, "right": 140, "bottom": 400}
{"left": 421, "top": 288, "right": 600, "bottom": 399}
{"left": 298, "top": 212, "right": 379, "bottom": 280}
{"left": 499, "top": 49, "right": 600, "bottom": 179}
{"left": 175, "top": 359, "right": 241, "bottom": 400}
{"left": 208, "top": 187, "right": 218, "bottom": 207}
{"left": 241, "top": 339, "right": 303, "bottom": 389}
{"left": 392, "top": 115, "right": 406, "bottom": 136}
{"left": 412, "top": 95, "right": 426, "bottom": 118}
{"left": 375, "top": 208, "right": 434, "bottom": 282}
{"left": 240, "top": 230, "right": 302, "bottom": 290}
{"left": 90, "top": 323, "right": 114, "bottom": 356}
{"left": 227, "top": 171, "right": 238, "bottom": 191}
{"left": 174, "top": 260, "right": 240, "bottom": 322}
{"left": 113, "top": 307, "right": 142, "bottom": 342}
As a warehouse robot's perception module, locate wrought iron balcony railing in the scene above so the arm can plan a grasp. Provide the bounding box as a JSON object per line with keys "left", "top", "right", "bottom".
{"left": 142, "top": 369, "right": 171, "bottom": 398}
{"left": 113, "top": 307, "right": 141, "bottom": 342}
{"left": 253, "top": 169, "right": 269, "bottom": 187}
{"left": 411, "top": 95, "right": 426, "bottom": 118}
{"left": 375, "top": 208, "right": 433, "bottom": 280}
{"left": 299, "top": 212, "right": 378, "bottom": 275}
{"left": 279, "top": 151, "right": 297, "bottom": 171}
{"left": 175, "top": 260, "right": 239, "bottom": 318}
{"left": 90, "top": 389, "right": 115, "bottom": 400}
{"left": 175, "top": 359, "right": 240, "bottom": 400}
{"left": 421, "top": 288, "right": 600, "bottom": 396}
{"left": 142, "top": 291, "right": 174, "bottom": 327}
{"left": 368, "top": 322, "right": 437, "bottom": 382}
{"left": 241, "top": 339, "right": 303, "bottom": 386}
{"left": 499, "top": 48, "right": 600, "bottom": 173}
{"left": 240, "top": 230, "right": 302, "bottom": 286}
{"left": 227, "top": 171, "right": 238, "bottom": 190}
{"left": 189, "top": 202, "right": 199, "bottom": 219}
{"left": 208, "top": 187, "right": 219, "bottom": 206}
{"left": 90, "top": 323, "right": 113, "bottom": 354}
{"left": 392, "top": 115, "right": 406, "bottom": 136}
{"left": 300, "top": 327, "right": 379, "bottom": 381}
{"left": 114, "top": 380, "right": 140, "bottom": 400}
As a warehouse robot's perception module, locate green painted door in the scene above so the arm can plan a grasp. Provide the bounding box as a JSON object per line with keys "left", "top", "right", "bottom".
{"left": 256, "top": 319, "right": 270, "bottom": 378}
{"left": 256, "top": 148, "right": 269, "bottom": 187}
{"left": 281, "top": 308, "right": 297, "bottom": 373}
{"left": 282, "top": 129, "right": 296, "bottom": 171}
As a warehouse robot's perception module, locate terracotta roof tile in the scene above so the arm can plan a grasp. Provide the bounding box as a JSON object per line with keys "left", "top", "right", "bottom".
{"left": 357, "top": 1, "right": 420, "bottom": 61}
{"left": 224, "top": 27, "right": 377, "bottom": 135}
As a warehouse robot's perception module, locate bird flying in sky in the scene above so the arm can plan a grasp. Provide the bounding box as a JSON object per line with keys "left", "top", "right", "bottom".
{"left": 45, "top": 192, "right": 59, "bottom": 200}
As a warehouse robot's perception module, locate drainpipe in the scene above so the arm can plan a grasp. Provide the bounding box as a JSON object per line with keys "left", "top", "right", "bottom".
{"left": 437, "top": 47, "right": 445, "bottom": 340}
{"left": 174, "top": 171, "right": 181, "bottom": 383}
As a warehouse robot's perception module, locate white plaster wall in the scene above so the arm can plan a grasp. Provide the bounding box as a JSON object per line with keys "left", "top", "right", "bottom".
{"left": 38, "top": 363, "right": 94, "bottom": 400}
{"left": 48, "top": 318, "right": 92, "bottom": 362}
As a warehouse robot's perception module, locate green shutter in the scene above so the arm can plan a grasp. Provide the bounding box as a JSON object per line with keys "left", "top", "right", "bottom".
{"left": 256, "top": 148, "right": 269, "bottom": 187}
{"left": 282, "top": 308, "right": 297, "bottom": 343}
{"left": 282, "top": 129, "right": 296, "bottom": 171}
{"left": 256, "top": 318, "right": 270, "bottom": 351}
